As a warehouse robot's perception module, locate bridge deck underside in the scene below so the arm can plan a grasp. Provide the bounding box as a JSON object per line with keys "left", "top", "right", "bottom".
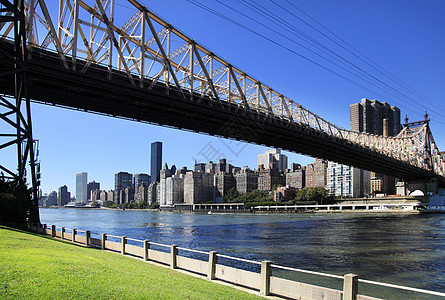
{"left": 0, "top": 41, "right": 441, "bottom": 183}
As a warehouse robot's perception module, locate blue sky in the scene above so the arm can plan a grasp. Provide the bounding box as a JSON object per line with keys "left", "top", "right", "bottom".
{"left": 3, "top": 0, "right": 444, "bottom": 194}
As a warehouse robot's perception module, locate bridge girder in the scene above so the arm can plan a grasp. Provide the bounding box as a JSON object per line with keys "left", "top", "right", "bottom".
{"left": 0, "top": 0, "right": 444, "bottom": 184}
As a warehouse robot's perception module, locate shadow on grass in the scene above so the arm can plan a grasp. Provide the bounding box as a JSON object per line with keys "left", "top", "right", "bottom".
{"left": 0, "top": 224, "right": 101, "bottom": 250}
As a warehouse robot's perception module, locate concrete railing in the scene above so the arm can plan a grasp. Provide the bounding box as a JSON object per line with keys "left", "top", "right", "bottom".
{"left": 28, "top": 223, "right": 445, "bottom": 300}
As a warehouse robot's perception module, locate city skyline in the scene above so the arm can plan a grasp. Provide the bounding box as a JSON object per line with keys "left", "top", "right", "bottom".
{"left": 10, "top": 0, "right": 444, "bottom": 195}
{"left": 43, "top": 147, "right": 303, "bottom": 195}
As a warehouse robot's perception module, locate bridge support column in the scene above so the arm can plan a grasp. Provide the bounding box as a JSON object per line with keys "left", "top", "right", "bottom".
{"left": 398, "top": 178, "right": 439, "bottom": 197}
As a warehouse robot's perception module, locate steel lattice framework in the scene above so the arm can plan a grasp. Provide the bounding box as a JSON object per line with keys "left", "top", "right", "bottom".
{"left": 0, "top": 0, "right": 40, "bottom": 223}
{"left": 1, "top": 0, "right": 444, "bottom": 183}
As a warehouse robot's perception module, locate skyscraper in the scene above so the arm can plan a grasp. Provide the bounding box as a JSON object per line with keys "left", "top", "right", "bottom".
{"left": 305, "top": 158, "right": 327, "bottom": 188}
{"left": 114, "top": 172, "right": 133, "bottom": 204}
{"left": 326, "top": 161, "right": 370, "bottom": 197}
{"left": 58, "top": 185, "right": 70, "bottom": 207}
{"left": 76, "top": 172, "right": 88, "bottom": 204}
{"left": 87, "top": 180, "right": 100, "bottom": 201}
{"left": 151, "top": 141, "right": 162, "bottom": 182}
{"left": 134, "top": 173, "right": 151, "bottom": 188}
{"left": 257, "top": 149, "right": 288, "bottom": 172}
{"left": 350, "top": 98, "right": 401, "bottom": 136}
{"left": 350, "top": 98, "right": 401, "bottom": 195}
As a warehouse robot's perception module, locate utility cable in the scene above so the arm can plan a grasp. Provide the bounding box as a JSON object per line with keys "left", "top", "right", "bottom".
{"left": 281, "top": 0, "right": 445, "bottom": 115}
{"left": 186, "top": 0, "right": 445, "bottom": 125}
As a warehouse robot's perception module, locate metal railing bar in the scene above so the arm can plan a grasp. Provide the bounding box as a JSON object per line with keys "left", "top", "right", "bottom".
{"left": 126, "top": 237, "right": 143, "bottom": 243}
{"left": 149, "top": 241, "right": 170, "bottom": 248}
{"left": 271, "top": 264, "right": 344, "bottom": 280}
{"left": 216, "top": 254, "right": 261, "bottom": 265}
{"left": 177, "top": 247, "right": 208, "bottom": 255}
{"left": 358, "top": 279, "right": 445, "bottom": 297}
{"left": 105, "top": 234, "right": 121, "bottom": 239}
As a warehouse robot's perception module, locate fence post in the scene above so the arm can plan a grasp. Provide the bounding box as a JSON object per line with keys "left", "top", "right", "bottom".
{"left": 72, "top": 229, "right": 76, "bottom": 243}
{"left": 51, "top": 225, "right": 56, "bottom": 237}
{"left": 260, "top": 261, "right": 272, "bottom": 296}
{"left": 121, "top": 236, "right": 127, "bottom": 255}
{"left": 170, "top": 245, "right": 178, "bottom": 269}
{"left": 207, "top": 251, "right": 218, "bottom": 280}
{"left": 143, "top": 240, "right": 150, "bottom": 261}
{"left": 343, "top": 274, "right": 358, "bottom": 300}
{"left": 43, "top": 224, "right": 47, "bottom": 235}
{"left": 86, "top": 231, "right": 91, "bottom": 246}
{"left": 61, "top": 227, "right": 65, "bottom": 239}
{"left": 101, "top": 233, "right": 107, "bottom": 250}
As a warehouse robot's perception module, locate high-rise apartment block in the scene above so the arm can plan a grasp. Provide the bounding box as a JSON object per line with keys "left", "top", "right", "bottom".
{"left": 194, "top": 162, "right": 206, "bottom": 172}
{"left": 135, "top": 184, "right": 148, "bottom": 203}
{"left": 214, "top": 172, "right": 235, "bottom": 203}
{"left": 45, "top": 191, "right": 58, "bottom": 207}
{"left": 286, "top": 163, "right": 306, "bottom": 189}
{"left": 350, "top": 98, "right": 401, "bottom": 136}
{"left": 326, "top": 161, "right": 370, "bottom": 197}
{"left": 87, "top": 180, "right": 100, "bottom": 201}
{"left": 184, "top": 171, "right": 213, "bottom": 204}
{"left": 107, "top": 190, "right": 114, "bottom": 204}
{"left": 76, "top": 172, "right": 88, "bottom": 204}
{"left": 160, "top": 175, "right": 185, "bottom": 206}
{"left": 151, "top": 141, "right": 162, "bottom": 182}
{"left": 91, "top": 190, "right": 100, "bottom": 202}
{"left": 99, "top": 190, "right": 108, "bottom": 202}
{"left": 350, "top": 98, "right": 401, "bottom": 196}
{"left": 257, "top": 149, "right": 288, "bottom": 172}
{"left": 114, "top": 172, "right": 133, "bottom": 204}
{"left": 147, "top": 182, "right": 158, "bottom": 205}
{"left": 257, "top": 165, "right": 285, "bottom": 191}
{"left": 160, "top": 163, "right": 174, "bottom": 180}
{"left": 213, "top": 159, "right": 236, "bottom": 202}
{"left": 57, "top": 185, "right": 70, "bottom": 207}
{"left": 134, "top": 173, "right": 151, "bottom": 188}
{"left": 305, "top": 159, "right": 327, "bottom": 188}
{"left": 235, "top": 167, "right": 258, "bottom": 194}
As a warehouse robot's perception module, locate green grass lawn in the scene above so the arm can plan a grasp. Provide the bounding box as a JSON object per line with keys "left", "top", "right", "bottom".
{"left": 0, "top": 225, "right": 263, "bottom": 299}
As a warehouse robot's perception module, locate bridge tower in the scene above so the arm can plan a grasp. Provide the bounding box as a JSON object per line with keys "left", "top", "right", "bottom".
{"left": 396, "top": 112, "right": 440, "bottom": 198}
{"left": 0, "top": 0, "right": 40, "bottom": 224}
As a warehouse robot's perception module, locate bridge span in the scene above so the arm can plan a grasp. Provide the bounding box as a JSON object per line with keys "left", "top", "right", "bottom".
{"left": 0, "top": 0, "right": 444, "bottom": 214}
{"left": 0, "top": 39, "right": 442, "bottom": 183}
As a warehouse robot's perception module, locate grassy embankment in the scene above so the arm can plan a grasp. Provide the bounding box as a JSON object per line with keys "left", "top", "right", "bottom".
{"left": 0, "top": 225, "right": 263, "bottom": 299}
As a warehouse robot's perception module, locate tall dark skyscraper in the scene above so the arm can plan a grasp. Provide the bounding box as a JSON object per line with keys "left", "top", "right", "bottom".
{"left": 58, "top": 185, "right": 70, "bottom": 207}
{"left": 114, "top": 172, "right": 133, "bottom": 204}
{"left": 151, "top": 141, "right": 162, "bottom": 182}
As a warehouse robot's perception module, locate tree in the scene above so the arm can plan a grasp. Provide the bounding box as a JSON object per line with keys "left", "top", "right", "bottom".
{"left": 0, "top": 178, "right": 33, "bottom": 225}
{"left": 294, "top": 186, "right": 329, "bottom": 204}
{"left": 224, "top": 187, "right": 239, "bottom": 203}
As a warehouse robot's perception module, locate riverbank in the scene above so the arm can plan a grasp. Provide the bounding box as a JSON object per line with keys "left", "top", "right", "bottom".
{"left": 0, "top": 225, "right": 264, "bottom": 299}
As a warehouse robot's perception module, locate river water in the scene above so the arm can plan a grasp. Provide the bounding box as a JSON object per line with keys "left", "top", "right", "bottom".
{"left": 40, "top": 208, "right": 445, "bottom": 298}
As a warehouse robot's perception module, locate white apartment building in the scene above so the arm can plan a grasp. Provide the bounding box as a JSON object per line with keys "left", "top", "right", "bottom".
{"left": 327, "top": 161, "right": 370, "bottom": 198}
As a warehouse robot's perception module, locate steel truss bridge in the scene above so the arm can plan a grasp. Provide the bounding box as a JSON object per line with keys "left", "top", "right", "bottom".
{"left": 0, "top": 0, "right": 444, "bottom": 221}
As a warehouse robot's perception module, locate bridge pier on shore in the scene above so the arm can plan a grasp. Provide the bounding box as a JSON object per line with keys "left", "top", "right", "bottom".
{"left": 397, "top": 178, "right": 440, "bottom": 197}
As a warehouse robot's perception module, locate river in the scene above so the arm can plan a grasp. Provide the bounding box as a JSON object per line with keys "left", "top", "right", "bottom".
{"left": 39, "top": 208, "right": 445, "bottom": 298}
